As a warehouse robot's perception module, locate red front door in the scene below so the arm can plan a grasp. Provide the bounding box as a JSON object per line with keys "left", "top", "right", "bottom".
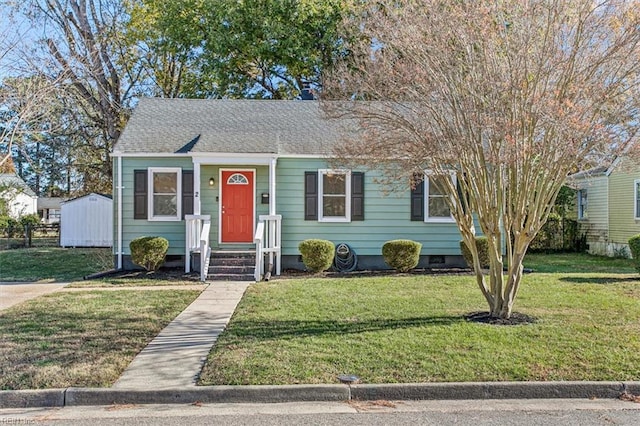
{"left": 221, "top": 170, "right": 254, "bottom": 243}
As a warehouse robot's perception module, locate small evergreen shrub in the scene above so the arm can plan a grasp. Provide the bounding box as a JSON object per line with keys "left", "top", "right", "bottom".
{"left": 298, "top": 239, "right": 335, "bottom": 273}
{"left": 382, "top": 239, "right": 422, "bottom": 272}
{"left": 130, "top": 236, "right": 169, "bottom": 271}
{"left": 460, "top": 236, "right": 490, "bottom": 269}
{"left": 628, "top": 234, "right": 640, "bottom": 273}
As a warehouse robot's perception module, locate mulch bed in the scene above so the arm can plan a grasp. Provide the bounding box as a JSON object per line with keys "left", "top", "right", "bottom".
{"left": 85, "top": 267, "right": 200, "bottom": 281}
{"left": 464, "top": 311, "right": 538, "bottom": 326}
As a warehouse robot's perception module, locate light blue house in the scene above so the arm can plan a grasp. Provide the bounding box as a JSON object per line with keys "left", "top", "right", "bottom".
{"left": 112, "top": 98, "right": 465, "bottom": 280}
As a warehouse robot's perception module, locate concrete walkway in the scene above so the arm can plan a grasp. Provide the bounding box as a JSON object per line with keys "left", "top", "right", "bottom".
{"left": 112, "top": 281, "right": 251, "bottom": 390}
{"left": 0, "top": 282, "right": 69, "bottom": 311}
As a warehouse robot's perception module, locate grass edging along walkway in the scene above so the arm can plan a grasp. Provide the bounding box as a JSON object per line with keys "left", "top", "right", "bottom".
{"left": 0, "top": 289, "right": 201, "bottom": 390}
{"left": 200, "top": 261, "right": 640, "bottom": 385}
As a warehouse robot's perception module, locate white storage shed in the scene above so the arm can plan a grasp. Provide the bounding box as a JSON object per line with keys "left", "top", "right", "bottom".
{"left": 60, "top": 193, "right": 113, "bottom": 247}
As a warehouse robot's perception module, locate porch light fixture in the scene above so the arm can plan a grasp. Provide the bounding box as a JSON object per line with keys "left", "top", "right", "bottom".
{"left": 209, "top": 177, "right": 215, "bottom": 187}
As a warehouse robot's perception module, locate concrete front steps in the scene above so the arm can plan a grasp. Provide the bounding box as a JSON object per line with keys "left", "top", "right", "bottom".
{"left": 207, "top": 251, "right": 255, "bottom": 281}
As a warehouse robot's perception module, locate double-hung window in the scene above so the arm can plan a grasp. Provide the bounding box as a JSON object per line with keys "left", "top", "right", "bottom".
{"left": 425, "top": 173, "right": 456, "bottom": 222}
{"left": 577, "top": 189, "right": 588, "bottom": 220}
{"left": 318, "top": 169, "right": 351, "bottom": 222}
{"left": 148, "top": 167, "right": 182, "bottom": 221}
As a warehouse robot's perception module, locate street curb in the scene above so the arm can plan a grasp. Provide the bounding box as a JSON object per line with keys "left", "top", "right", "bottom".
{"left": 2, "top": 382, "right": 640, "bottom": 409}
{"left": 0, "top": 389, "right": 65, "bottom": 408}
{"left": 64, "top": 385, "right": 348, "bottom": 406}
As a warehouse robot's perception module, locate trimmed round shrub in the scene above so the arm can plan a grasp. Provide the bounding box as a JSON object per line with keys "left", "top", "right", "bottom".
{"left": 460, "top": 236, "right": 490, "bottom": 269}
{"left": 382, "top": 239, "right": 422, "bottom": 272}
{"left": 628, "top": 234, "right": 640, "bottom": 273}
{"left": 299, "top": 239, "right": 335, "bottom": 273}
{"left": 130, "top": 236, "right": 169, "bottom": 271}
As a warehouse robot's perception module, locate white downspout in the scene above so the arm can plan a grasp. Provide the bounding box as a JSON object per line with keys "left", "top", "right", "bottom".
{"left": 117, "top": 154, "right": 123, "bottom": 270}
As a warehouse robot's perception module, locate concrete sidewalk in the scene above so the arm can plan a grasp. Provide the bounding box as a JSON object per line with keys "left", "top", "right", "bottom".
{"left": 0, "top": 282, "right": 69, "bottom": 311}
{"left": 112, "top": 281, "right": 250, "bottom": 389}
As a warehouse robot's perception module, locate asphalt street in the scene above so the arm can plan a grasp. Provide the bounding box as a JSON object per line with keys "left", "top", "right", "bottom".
{"left": 2, "top": 399, "right": 639, "bottom": 425}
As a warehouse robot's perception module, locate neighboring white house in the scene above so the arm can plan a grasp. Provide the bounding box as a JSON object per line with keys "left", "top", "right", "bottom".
{"left": 38, "top": 197, "right": 65, "bottom": 224}
{"left": 60, "top": 193, "right": 113, "bottom": 247}
{"left": 0, "top": 173, "right": 38, "bottom": 218}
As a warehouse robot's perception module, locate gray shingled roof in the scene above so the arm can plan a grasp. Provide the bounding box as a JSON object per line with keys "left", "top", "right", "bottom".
{"left": 113, "top": 98, "right": 343, "bottom": 156}
{"left": 0, "top": 173, "right": 36, "bottom": 197}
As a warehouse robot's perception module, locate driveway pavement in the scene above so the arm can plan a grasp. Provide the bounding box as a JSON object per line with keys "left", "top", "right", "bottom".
{"left": 0, "top": 282, "right": 68, "bottom": 311}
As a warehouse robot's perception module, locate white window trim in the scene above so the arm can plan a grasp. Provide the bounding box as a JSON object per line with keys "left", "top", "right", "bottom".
{"left": 148, "top": 167, "right": 182, "bottom": 221}
{"left": 318, "top": 169, "right": 351, "bottom": 223}
{"left": 577, "top": 188, "right": 588, "bottom": 220}
{"left": 635, "top": 180, "right": 640, "bottom": 219}
{"left": 424, "top": 171, "right": 456, "bottom": 223}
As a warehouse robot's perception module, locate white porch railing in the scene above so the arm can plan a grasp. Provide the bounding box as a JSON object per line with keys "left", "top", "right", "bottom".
{"left": 254, "top": 214, "right": 282, "bottom": 281}
{"left": 185, "top": 214, "right": 211, "bottom": 281}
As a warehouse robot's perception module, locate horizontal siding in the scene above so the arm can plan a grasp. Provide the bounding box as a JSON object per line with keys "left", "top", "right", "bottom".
{"left": 276, "top": 158, "right": 463, "bottom": 256}
{"left": 118, "top": 157, "right": 194, "bottom": 255}
{"left": 609, "top": 167, "right": 640, "bottom": 244}
{"left": 116, "top": 157, "right": 467, "bottom": 258}
{"left": 575, "top": 176, "right": 608, "bottom": 246}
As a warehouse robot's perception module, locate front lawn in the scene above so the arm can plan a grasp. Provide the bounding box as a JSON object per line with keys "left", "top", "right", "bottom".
{"left": 200, "top": 268, "right": 640, "bottom": 385}
{"left": 0, "top": 289, "right": 200, "bottom": 390}
{"left": 0, "top": 248, "right": 112, "bottom": 282}
{"left": 524, "top": 252, "right": 635, "bottom": 273}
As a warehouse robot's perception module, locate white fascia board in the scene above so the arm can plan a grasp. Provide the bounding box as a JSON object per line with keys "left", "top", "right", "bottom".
{"left": 278, "top": 154, "right": 332, "bottom": 159}
{"left": 110, "top": 152, "right": 192, "bottom": 158}
{"left": 192, "top": 154, "right": 276, "bottom": 165}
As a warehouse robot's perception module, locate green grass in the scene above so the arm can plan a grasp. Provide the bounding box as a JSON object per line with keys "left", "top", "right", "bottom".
{"left": 0, "top": 248, "right": 112, "bottom": 282}
{"left": 524, "top": 252, "right": 635, "bottom": 273}
{"left": 200, "top": 266, "right": 640, "bottom": 385}
{"left": 0, "top": 289, "right": 201, "bottom": 390}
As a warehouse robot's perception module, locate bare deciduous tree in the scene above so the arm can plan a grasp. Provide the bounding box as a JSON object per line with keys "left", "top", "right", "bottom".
{"left": 10, "top": 0, "right": 140, "bottom": 191}
{"left": 323, "top": 0, "right": 640, "bottom": 319}
{"left": 0, "top": 75, "right": 63, "bottom": 171}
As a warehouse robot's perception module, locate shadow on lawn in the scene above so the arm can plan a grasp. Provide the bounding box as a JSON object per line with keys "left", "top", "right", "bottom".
{"left": 229, "top": 315, "right": 463, "bottom": 340}
{"left": 560, "top": 276, "right": 639, "bottom": 285}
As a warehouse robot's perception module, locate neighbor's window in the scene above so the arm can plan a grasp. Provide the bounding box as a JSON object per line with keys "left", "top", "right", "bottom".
{"left": 318, "top": 169, "right": 351, "bottom": 222}
{"left": 577, "top": 188, "right": 588, "bottom": 220}
{"left": 425, "top": 173, "right": 455, "bottom": 222}
{"left": 635, "top": 180, "right": 640, "bottom": 219}
{"left": 148, "top": 167, "right": 181, "bottom": 221}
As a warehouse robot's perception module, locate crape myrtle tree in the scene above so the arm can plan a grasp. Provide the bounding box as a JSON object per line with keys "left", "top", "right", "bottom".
{"left": 322, "top": 0, "right": 640, "bottom": 319}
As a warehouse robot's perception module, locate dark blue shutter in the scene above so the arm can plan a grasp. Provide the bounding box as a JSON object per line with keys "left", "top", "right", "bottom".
{"left": 351, "top": 172, "right": 365, "bottom": 221}
{"left": 133, "top": 170, "right": 147, "bottom": 219}
{"left": 182, "top": 170, "right": 194, "bottom": 219}
{"left": 304, "top": 171, "right": 318, "bottom": 220}
{"left": 410, "top": 174, "right": 424, "bottom": 221}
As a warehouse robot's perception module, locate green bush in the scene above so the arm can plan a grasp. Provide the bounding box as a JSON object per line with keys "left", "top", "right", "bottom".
{"left": 298, "top": 239, "right": 335, "bottom": 273}
{"left": 130, "top": 236, "right": 169, "bottom": 271}
{"left": 628, "top": 234, "right": 640, "bottom": 273}
{"left": 0, "top": 215, "right": 10, "bottom": 230}
{"left": 19, "top": 213, "right": 41, "bottom": 227}
{"left": 0, "top": 216, "right": 19, "bottom": 237}
{"left": 382, "top": 239, "right": 422, "bottom": 272}
{"left": 460, "top": 236, "right": 490, "bottom": 269}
